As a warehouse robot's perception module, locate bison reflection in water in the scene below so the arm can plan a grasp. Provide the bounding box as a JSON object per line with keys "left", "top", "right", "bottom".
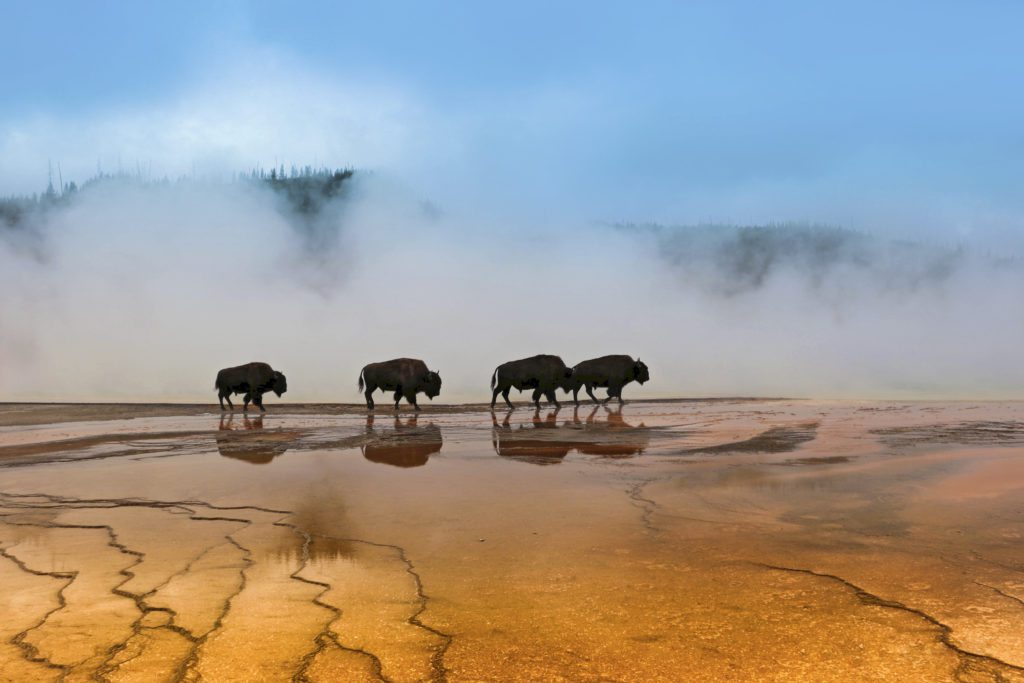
{"left": 567, "top": 355, "right": 649, "bottom": 405}
{"left": 358, "top": 358, "right": 442, "bottom": 411}
{"left": 214, "top": 361, "right": 288, "bottom": 412}
{"left": 489, "top": 354, "right": 574, "bottom": 409}
{"left": 492, "top": 405, "right": 649, "bottom": 465}
{"left": 361, "top": 414, "right": 443, "bottom": 468}
{"left": 215, "top": 414, "right": 289, "bottom": 465}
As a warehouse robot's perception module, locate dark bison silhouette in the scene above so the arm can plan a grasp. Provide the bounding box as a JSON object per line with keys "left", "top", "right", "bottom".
{"left": 490, "top": 354, "right": 574, "bottom": 409}
{"left": 358, "top": 358, "right": 442, "bottom": 410}
{"left": 568, "top": 355, "right": 649, "bottom": 405}
{"left": 215, "top": 362, "right": 287, "bottom": 412}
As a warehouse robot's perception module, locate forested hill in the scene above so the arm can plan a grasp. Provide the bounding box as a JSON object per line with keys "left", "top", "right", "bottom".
{"left": 0, "top": 166, "right": 356, "bottom": 232}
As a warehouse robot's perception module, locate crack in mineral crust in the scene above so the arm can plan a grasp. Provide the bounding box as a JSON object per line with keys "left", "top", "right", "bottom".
{"left": 1, "top": 510, "right": 238, "bottom": 681}
{"left": 626, "top": 479, "right": 661, "bottom": 534}
{"left": 97, "top": 512, "right": 257, "bottom": 681}
{"left": 754, "top": 562, "right": 1024, "bottom": 681}
{"left": 1, "top": 491, "right": 446, "bottom": 682}
{"left": 0, "top": 493, "right": 277, "bottom": 682}
{"left": 176, "top": 532, "right": 254, "bottom": 683}
{"left": 0, "top": 517, "right": 150, "bottom": 676}
{"left": 0, "top": 544, "right": 76, "bottom": 678}
{"left": 313, "top": 533, "right": 454, "bottom": 683}
{"left": 285, "top": 528, "right": 360, "bottom": 683}
{"left": 276, "top": 527, "right": 391, "bottom": 683}
{"left": 975, "top": 581, "right": 1024, "bottom": 609}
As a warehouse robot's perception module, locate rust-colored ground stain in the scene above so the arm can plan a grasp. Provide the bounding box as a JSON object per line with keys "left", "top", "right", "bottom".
{"left": 0, "top": 400, "right": 1022, "bottom": 681}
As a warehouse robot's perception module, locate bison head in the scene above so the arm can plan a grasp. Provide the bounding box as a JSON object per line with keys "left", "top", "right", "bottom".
{"left": 559, "top": 367, "right": 579, "bottom": 393}
{"left": 423, "top": 371, "right": 442, "bottom": 399}
{"left": 271, "top": 371, "right": 288, "bottom": 397}
{"left": 633, "top": 359, "right": 650, "bottom": 384}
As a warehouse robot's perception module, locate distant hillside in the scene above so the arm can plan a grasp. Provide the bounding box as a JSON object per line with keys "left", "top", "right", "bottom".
{"left": 614, "top": 221, "right": 1019, "bottom": 297}
{"left": 0, "top": 166, "right": 356, "bottom": 232}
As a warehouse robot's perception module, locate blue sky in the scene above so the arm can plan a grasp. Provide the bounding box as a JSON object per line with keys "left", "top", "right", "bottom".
{"left": 3, "top": 1, "right": 1024, "bottom": 241}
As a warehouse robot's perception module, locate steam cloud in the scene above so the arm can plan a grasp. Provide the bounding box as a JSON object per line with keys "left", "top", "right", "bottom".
{"left": 2, "top": 172, "right": 1023, "bottom": 403}
{"left": 2, "top": 58, "right": 1023, "bottom": 403}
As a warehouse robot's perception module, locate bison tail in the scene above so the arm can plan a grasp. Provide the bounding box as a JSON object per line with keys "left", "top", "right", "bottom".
{"left": 357, "top": 369, "right": 365, "bottom": 392}
{"left": 490, "top": 367, "right": 499, "bottom": 390}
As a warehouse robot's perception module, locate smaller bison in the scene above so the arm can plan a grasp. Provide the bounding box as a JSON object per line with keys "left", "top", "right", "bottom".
{"left": 215, "top": 362, "right": 288, "bottom": 412}
{"left": 568, "top": 355, "right": 649, "bottom": 405}
{"left": 358, "top": 358, "right": 442, "bottom": 411}
{"left": 490, "top": 354, "right": 574, "bottom": 409}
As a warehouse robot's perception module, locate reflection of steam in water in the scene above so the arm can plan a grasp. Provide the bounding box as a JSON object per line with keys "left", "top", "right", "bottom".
{"left": 491, "top": 406, "right": 650, "bottom": 465}
{"left": 275, "top": 499, "right": 359, "bottom": 563}
{"left": 215, "top": 414, "right": 289, "bottom": 465}
{"left": 360, "top": 415, "right": 443, "bottom": 468}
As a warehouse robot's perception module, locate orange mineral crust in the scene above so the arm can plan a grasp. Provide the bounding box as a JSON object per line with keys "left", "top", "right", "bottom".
{"left": 1, "top": 400, "right": 1022, "bottom": 681}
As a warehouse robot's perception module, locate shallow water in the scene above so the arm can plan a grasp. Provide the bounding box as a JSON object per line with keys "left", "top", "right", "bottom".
{"left": 1, "top": 400, "right": 1023, "bottom": 681}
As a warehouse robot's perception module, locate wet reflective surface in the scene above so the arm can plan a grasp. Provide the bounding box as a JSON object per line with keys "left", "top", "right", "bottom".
{"left": 362, "top": 416, "right": 443, "bottom": 468}
{"left": 491, "top": 405, "right": 650, "bottom": 463}
{"left": 215, "top": 415, "right": 292, "bottom": 465}
{"left": 1, "top": 400, "right": 1023, "bottom": 681}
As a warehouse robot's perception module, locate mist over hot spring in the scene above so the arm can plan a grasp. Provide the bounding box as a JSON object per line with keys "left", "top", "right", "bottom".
{"left": 2, "top": 169, "right": 1022, "bottom": 403}
{"left": 3, "top": 2, "right": 1024, "bottom": 402}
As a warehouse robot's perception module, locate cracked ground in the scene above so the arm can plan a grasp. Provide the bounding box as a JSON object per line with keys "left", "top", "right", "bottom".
{"left": 1, "top": 400, "right": 1023, "bottom": 681}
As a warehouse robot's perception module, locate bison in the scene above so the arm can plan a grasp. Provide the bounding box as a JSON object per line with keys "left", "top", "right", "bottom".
{"left": 568, "top": 355, "right": 649, "bottom": 405}
{"left": 490, "top": 354, "right": 574, "bottom": 409}
{"left": 358, "top": 358, "right": 442, "bottom": 411}
{"left": 215, "top": 362, "right": 288, "bottom": 412}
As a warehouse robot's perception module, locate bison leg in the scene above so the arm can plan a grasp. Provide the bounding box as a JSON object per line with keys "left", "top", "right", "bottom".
{"left": 255, "top": 391, "right": 266, "bottom": 413}
{"left": 242, "top": 392, "right": 252, "bottom": 412}
{"left": 572, "top": 387, "right": 580, "bottom": 406}
{"left": 531, "top": 388, "right": 543, "bottom": 408}
{"left": 490, "top": 386, "right": 503, "bottom": 409}
{"left": 501, "top": 387, "right": 514, "bottom": 409}
{"left": 219, "top": 391, "right": 233, "bottom": 411}
{"left": 364, "top": 383, "right": 376, "bottom": 410}
{"left": 585, "top": 384, "right": 602, "bottom": 405}
{"left": 405, "top": 389, "right": 421, "bottom": 411}
{"left": 545, "top": 389, "right": 560, "bottom": 409}
{"left": 605, "top": 382, "right": 624, "bottom": 405}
